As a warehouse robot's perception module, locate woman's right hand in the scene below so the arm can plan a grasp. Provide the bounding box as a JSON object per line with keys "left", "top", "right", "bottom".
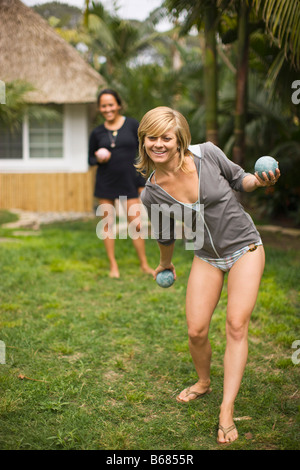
{"left": 153, "top": 263, "right": 176, "bottom": 281}
{"left": 95, "top": 147, "right": 111, "bottom": 163}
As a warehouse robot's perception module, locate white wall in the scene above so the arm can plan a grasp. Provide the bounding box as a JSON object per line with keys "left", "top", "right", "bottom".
{"left": 64, "top": 104, "right": 89, "bottom": 173}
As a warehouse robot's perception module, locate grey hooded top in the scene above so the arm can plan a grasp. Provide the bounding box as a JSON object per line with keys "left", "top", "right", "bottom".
{"left": 140, "top": 141, "right": 261, "bottom": 259}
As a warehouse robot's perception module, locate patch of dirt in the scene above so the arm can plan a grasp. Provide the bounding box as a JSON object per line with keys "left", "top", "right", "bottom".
{"left": 258, "top": 227, "right": 300, "bottom": 251}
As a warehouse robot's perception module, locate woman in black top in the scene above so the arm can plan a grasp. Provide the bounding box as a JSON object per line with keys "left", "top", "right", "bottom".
{"left": 89, "top": 89, "right": 153, "bottom": 278}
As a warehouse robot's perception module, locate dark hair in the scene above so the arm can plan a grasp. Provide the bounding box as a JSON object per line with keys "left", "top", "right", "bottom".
{"left": 97, "top": 89, "right": 122, "bottom": 107}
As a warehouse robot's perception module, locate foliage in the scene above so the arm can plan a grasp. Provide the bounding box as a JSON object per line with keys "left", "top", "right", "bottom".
{"left": 252, "top": 0, "right": 300, "bottom": 70}
{"left": 0, "top": 81, "right": 34, "bottom": 131}
{"left": 84, "top": 2, "right": 167, "bottom": 79}
{"left": 117, "top": 65, "right": 184, "bottom": 121}
{"left": 33, "top": 1, "right": 82, "bottom": 29}
{"left": 218, "top": 27, "right": 300, "bottom": 223}
{"left": 0, "top": 81, "right": 62, "bottom": 135}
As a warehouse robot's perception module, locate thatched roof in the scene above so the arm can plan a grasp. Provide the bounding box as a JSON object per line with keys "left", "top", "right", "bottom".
{"left": 0, "top": 0, "right": 105, "bottom": 103}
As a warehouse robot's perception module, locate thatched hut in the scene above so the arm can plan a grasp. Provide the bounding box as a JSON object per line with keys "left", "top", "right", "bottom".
{"left": 0, "top": 0, "right": 105, "bottom": 212}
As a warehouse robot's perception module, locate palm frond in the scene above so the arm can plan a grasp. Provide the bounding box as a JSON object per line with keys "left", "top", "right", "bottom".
{"left": 253, "top": 0, "right": 300, "bottom": 69}
{"left": 0, "top": 81, "right": 61, "bottom": 132}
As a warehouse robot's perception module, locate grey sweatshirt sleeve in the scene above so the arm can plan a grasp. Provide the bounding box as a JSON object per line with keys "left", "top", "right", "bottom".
{"left": 204, "top": 142, "right": 250, "bottom": 192}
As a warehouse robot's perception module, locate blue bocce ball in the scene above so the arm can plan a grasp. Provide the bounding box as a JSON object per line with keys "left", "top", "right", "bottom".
{"left": 254, "top": 156, "right": 278, "bottom": 180}
{"left": 156, "top": 270, "right": 175, "bottom": 288}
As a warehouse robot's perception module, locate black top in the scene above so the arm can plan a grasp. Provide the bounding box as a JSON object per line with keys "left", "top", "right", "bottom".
{"left": 88, "top": 116, "right": 145, "bottom": 199}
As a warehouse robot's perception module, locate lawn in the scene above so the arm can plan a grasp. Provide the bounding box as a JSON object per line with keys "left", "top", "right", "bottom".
{"left": 0, "top": 213, "right": 299, "bottom": 450}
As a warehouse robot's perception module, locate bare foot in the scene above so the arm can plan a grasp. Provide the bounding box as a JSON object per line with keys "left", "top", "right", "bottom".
{"left": 109, "top": 265, "right": 120, "bottom": 278}
{"left": 140, "top": 264, "right": 155, "bottom": 276}
{"left": 176, "top": 379, "right": 211, "bottom": 403}
{"left": 217, "top": 405, "right": 238, "bottom": 444}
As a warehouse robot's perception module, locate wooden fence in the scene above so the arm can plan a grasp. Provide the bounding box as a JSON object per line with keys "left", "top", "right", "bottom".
{"left": 0, "top": 168, "right": 97, "bottom": 212}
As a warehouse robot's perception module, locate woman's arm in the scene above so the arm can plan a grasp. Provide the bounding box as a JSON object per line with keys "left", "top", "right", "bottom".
{"left": 88, "top": 130, "right": 99, "bottom": 166}
{"left": 242, "top": 168, "right": 281, "bottom": 192}
{"left": 154, "top": 242, "right": 176, "bottom": 280}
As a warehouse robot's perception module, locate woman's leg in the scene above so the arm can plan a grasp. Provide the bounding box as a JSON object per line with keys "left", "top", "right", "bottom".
{"left": 124, "top": 198, "right": 154, "bottom": 275}
{"left": 218, "top": 246, "right": 265, "bottom": 443}
{"left": 99, "top": 199, "right": 120, "bottom": 278}
{"left": 177, "top": 256, "right": 224, "bottom": 401}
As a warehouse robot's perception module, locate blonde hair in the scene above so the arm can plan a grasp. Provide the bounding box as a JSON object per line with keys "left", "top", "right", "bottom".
{"left": 136, "top": 106, "right": 192, "bottom": 177}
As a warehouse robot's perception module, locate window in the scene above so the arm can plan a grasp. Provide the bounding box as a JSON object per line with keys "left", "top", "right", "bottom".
{"left": 0, "top": 103, "right": 89, "bottom": 173}
{"left": 29, "top": 106, "right": 63, "bottom": 158}
{"left": 0, "top": 105, "right": 63, "bottom": 160}
{"left": 0, "top": 126, "right": 23, "bottom": 159}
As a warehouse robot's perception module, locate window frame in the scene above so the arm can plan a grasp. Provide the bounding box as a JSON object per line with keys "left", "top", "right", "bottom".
{"left": 0, "top": 105, "right": 69, "bottom": 172}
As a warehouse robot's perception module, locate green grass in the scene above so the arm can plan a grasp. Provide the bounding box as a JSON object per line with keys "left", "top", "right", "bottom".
{"left": 0, "top": 209, "right": 19, "bottom": 226}
{"left": 0, "top": 217, "right": 299, "bottom": 450}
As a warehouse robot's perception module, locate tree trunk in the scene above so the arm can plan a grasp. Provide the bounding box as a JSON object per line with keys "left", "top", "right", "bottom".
{"left": 233, "top": 0, "right": 250, "bottom": 167}
{"left": 203, "top": 2, "right": 218, "bottom": 145}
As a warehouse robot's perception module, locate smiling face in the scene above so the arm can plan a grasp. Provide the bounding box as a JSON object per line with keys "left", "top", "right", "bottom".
{"left": 144, "top": 129, "right": 179, "bottom": 166}
{"left": 137, "top": 106, "right": 192, "bottom": 177}
{"left": 98, "top": 93, "right": 121, "bottom": 123}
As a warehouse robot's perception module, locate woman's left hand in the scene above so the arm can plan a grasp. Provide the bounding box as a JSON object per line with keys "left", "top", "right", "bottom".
{"left": 254, "top": 167, "right": 281, "bottom": 187}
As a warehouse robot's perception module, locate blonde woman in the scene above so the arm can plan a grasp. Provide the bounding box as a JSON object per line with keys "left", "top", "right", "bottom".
{"left": 137, "top": 106, "right": 280, "bottom": 444}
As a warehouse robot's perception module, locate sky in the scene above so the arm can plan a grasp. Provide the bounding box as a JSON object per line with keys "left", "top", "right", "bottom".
{"left": 22, "top": 0, "right": 166, "bottom": 22}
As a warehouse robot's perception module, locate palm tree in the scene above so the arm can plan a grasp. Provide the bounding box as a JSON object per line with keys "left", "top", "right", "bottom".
{"left": 252, "top": 0, "right": 300, "bottom": 71}
{"left": 203, "top": 1, "right": 219, "bottom": 144}
{"left": 0, "top": 81, "right": 34, "bottom": 131}
{"left": 232, "top": 0, "right": 250, "bottom": 166}
{"left": 83, "top": 1, "right": 165, "bottom": 80}
{"left": 164, "top": 0, "right": 230, "bottom": 145}
{"left": 0, "top": 81, "right": 58, "bottom": 132}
